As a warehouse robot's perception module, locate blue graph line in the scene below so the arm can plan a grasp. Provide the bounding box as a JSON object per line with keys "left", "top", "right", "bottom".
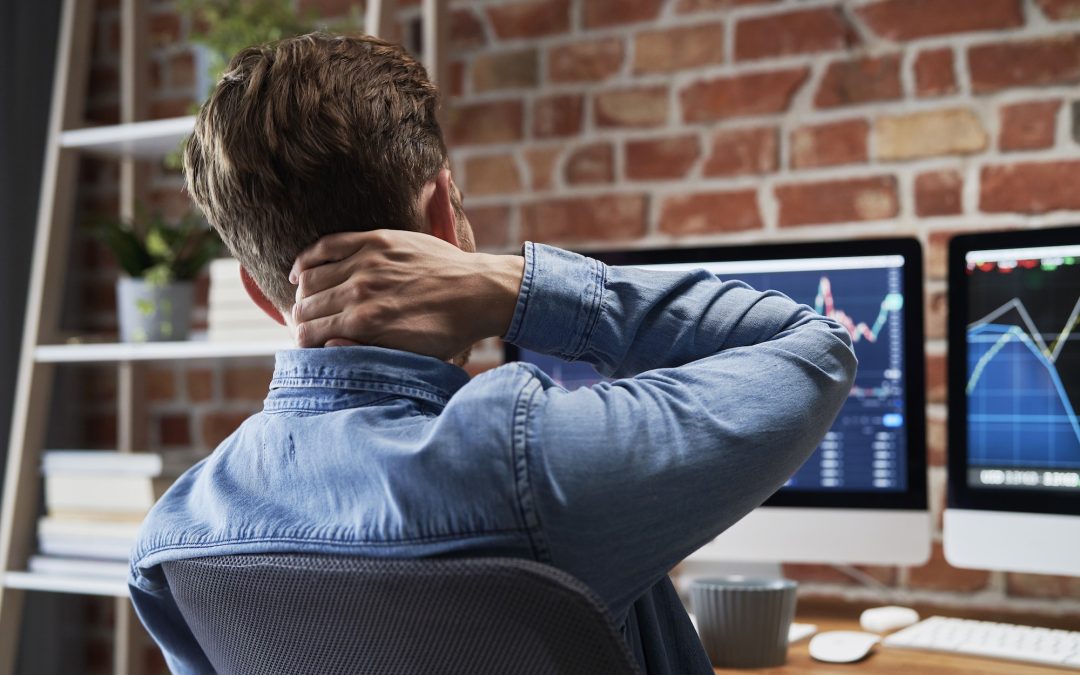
{"left": 968, "top": 322, "right": 1080, "bottom": 467}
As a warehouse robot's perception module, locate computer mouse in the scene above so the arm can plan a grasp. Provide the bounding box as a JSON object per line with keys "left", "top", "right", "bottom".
{"left": 860, "top": 605, "right": 920, "bottom": 633}
{"left": 808, "top": 630, "right": 881, "bottom": 663}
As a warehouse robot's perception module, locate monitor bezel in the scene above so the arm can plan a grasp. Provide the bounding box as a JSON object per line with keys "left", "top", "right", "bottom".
{"left": 505, "top": 237, "right": 927, "bottom": 511}
{"left": 948, "top": 225, "right": 1080, "bottom": 517}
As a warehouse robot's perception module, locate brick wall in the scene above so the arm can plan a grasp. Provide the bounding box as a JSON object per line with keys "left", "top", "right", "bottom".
{"left": 68, "top": 0, "right": 1080, "bottom": 671}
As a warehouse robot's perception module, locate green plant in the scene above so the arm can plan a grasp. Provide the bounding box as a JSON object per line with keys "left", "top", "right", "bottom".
{"left": 96, "top": 208, "right": 223, "bottom": 285}
{"left": 178, "top": 0, "right": 360, "bottom": 90}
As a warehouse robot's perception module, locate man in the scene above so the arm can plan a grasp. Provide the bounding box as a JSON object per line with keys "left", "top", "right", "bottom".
{"left": 130, "top": 32, "right": 857, "bottom": 674}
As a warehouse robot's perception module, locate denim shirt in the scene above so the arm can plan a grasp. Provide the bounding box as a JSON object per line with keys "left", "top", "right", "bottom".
{"left": 130, "top": 243, "right": 856, "bottom": 674}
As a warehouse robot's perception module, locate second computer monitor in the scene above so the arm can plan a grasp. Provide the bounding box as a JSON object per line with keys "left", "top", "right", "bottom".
{"left": 506, "top": 238, "right": 930, "bottom": 566}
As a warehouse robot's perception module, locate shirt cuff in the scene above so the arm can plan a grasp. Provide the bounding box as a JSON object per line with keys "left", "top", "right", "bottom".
{"left": 503, "top": 242, "right": 606, "bottom": 361}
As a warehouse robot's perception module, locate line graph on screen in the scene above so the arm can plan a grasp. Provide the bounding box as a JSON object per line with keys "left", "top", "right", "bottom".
{"left": 967, "top": 296, "right": 1080, "bottom": 468}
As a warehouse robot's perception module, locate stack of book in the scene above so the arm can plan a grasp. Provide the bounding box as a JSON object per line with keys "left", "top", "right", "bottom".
{"left": 208, "top": 257, "right": 290, "bottom": 342}
{"left": 30, "top": 451, "right": 188, "bottom": 579}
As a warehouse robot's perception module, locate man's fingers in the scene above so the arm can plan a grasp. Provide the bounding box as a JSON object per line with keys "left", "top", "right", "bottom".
{"left": 295, "top": 312, "right": 350, "bottom": 348}
{"left": 293, "top": 283, "right": 355, "bottom": 324}
{"left": 290, "top": 231, "right": 375, "bottom": 282}
{"left": 294, "top": 262, "right": 353, "bottom": 300}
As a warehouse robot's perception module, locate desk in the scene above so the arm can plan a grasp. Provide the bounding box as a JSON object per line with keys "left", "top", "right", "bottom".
{"left": 714, "top": 600, "right": 1080, "bottom": 675}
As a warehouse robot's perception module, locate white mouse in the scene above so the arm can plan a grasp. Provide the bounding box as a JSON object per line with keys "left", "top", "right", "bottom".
{"left": 808, "top": 630, "right": 881, "bottom": 663}
{"left": 860, "top": 605, "right": 920, "bottom": 633}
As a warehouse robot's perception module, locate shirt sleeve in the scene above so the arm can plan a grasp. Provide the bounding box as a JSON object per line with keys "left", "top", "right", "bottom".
{"left": 504, "top": 243, "right": 858, "bottom": 619}
{"left": 129, "top": 570, "right": 215, "bottom": 674}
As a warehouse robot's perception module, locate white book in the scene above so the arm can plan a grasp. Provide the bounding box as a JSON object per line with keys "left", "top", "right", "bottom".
{"left": 44, "top": 474, "right": 172, "bottom": 515}
{"left": 37, "top": 537, "right": 134, "bottom": 560}
{"left": 38, "top": 516, "right": 142, "bottom": 540}
{"left": 41, "top": 451, "right": 188, "bottom": 477}
{"left": 28, "top": 555, "right": 130, "bottom": 579}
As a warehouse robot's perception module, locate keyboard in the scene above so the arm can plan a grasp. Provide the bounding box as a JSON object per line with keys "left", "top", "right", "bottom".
{"left": 883, "top": 616, "right": 1080, "bottom": 669}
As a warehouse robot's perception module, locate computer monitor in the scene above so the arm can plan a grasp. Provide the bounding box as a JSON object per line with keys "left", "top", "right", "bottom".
{"left": 945, "top": 226, "right": 1080, "bottom": 575}
{"left": 506, "top": 238, "right": 930, "bottom": 566}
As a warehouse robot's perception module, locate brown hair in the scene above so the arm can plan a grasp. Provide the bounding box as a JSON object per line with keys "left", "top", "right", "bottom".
{"left": 185, "top": 33, "right": 447, "bottom": 309}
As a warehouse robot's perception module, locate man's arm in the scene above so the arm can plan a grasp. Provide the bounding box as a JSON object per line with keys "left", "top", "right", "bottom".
{"left": 505, "top": 243, "right": 856, "bottom": 617}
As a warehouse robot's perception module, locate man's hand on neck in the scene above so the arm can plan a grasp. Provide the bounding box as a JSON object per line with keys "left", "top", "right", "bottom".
{"left": 288, "top": 230, "right": 524, "bottom": 363}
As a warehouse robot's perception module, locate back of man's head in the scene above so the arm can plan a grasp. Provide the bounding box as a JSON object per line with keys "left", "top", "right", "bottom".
{"left": 185, "top": 32, "right": 446, "bottom": 309}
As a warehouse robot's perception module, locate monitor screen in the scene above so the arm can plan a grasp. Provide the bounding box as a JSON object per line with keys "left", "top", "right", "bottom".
{"left": 507, "top": 238, "right": 926, "bottom": 511}
{"left": 950, "top": 227, "right": 1080, "bottom": 515}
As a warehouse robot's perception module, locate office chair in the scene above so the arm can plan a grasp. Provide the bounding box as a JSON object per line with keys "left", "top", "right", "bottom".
{"left": 162, "top": 554, "right": 643, "bottom": 675}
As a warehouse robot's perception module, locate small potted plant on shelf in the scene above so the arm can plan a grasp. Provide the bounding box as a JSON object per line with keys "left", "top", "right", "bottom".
{"left": 97, "top": 208, "right": 222, "bottom": 343}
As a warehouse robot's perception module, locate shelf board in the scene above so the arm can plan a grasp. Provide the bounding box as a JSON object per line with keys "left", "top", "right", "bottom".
{"left": 5, "top": 571, "right": 128, "bottom": 597}
{"left": 60, "top": 116, "right": 195, "bottom": 158}
{"left": 35, "top": 340, "right": 291, "bottom": 363}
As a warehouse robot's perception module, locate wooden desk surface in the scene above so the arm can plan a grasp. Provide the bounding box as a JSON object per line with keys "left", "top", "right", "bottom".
{"left": 713, "top": 600, "right": 1079, "bottom": 675}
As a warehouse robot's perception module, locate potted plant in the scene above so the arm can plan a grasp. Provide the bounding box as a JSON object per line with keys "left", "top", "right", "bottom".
{"left": 97, "top": 209, "right": 222, "bottom": 342}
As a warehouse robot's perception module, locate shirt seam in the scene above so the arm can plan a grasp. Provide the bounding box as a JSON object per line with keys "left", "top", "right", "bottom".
{"left": 504, "top": 242, "right": 535, "bottom": 344}
{"left": 511, "top": 370, "right": 552, "bottom": 563}
{"left": 569, "top": 257, "right": 608, "bottom": 361}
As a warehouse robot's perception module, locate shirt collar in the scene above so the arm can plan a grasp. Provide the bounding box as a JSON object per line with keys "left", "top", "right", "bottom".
{"left": 266, "top": 346, "right": 471, "bottom": 410}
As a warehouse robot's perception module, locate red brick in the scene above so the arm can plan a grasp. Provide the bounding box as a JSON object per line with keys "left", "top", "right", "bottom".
{"left": 524, "top": 146, "right": 563, "bottom": 191}
{"left": 781, "top": 564, "right": 898, "bottom": 586}
{"left": 735, "top": 8, "right": 855, "bottom": 61}
{"left": 186, "top": 369, "right": 214, "bottom": 402}
{"left": 908, "top": 543, "right": 991, "bottom": 592}
{"left": 702, "top": 127, "right": 777, "bottom": 177}
{"left": 915, "top": 170, "right": 964, "bottom": 217}
{"left": 150, "top": 98, "right": 193, "bottom": 120}
{"left": 564, "top": 143, "right": 614, "bottom": 185}
{"left": 625, "top": 135, "right": 700, "bottom": 180}
{"left": 148, "top": 12, "right": 182, "bottom": 48}
{"left": 548, "top": 38, "right": 624, "bottom": 83}
{"left": 297, "top": 0, "right": 360, "bottom": 15}
{"left": 815, "top": 55, "right": 902, "bottom": 108}
{"left": 89, "top": 66, "right": 118, "bottom": 97}
{"left": 999, "top": 100, "right": 1062, "bottom": 151}
{"left": 467, "top": 205, "right": 511, "bottom": 249}
{"left": 584, "top": 0, "right": 662, "bottom": 28}
{"left": 678, "top": 0, "right": 778, "bottom": 11}
{"left": 521, "top": 195, "right": 648, "bottom": 243}
{"left": 533, "top": 95, "right": 583, "bottom": 139}
{"left": 1039, "top": 0, "right": 1080, "bottom": 19}
{"left": 928, "top": 416, "right": 947, "bottom": 467}
{"left": 84, "top": 413, "right": 117, "bottom": 448}
{"left": 465, "top": 154, "right": 522, "bottom": 196}
{"left": 633, "top": 24, "right": 724, "bottom": 75}
{"left": 83, "top": 279, "right": 116, "bottom": 313}
{"left": 926, "top": 287, "right": 947, "bottom": 339}
{"left": 167, "top": 51, "right": 196, "bottom": 90}
{"left": 487, "top": 0, "right": 570, "bottom": 39}
{"left": 926, "top": 352, "right": 947, "bottom": 404}
{"left": 80, "top": 367, "right": 117, "bottom": 402}
{"left": 201, "top": 411, "right": 252, "bottom": 447}
{"left": 776, "top": 176, "right": 898, "bottom": 227}
{"left": 857, "top": 0, "right": 1023, "bottom": 41}
{"left": 914, "top": 49, "right": 957, "bottom": 97}
{"left": 447, "top": 101, "right": 523, "bottom": 146}
{"left": 146, "top": 368, "right": 176, "bottom": 403}
{"left": 1006, "top": 572, "right": 1080, "bottom": 599}
{"left": 448, "top": 60, "right": 465, "bottom": 98}
{"left": 158, "top": 414, "right": 191, "bottom": 447}
{"left": 981, "top": 160, "right": 1080, "bottom": 213}
{"left": 595, "top": 86, "right": 668, "bottom": 128}
{"left": 682, "top": 68, "right": 808, "bottom": 123}
{"left": 969, "top": 36, "right": 1080, "bottom": 93}
{"left": 659, "top": 191, "right": 762, "bottom": 236}
{"left": 450, "top": 8, "right": 486, "bottom": 51}
{"left": 472, "top": 49, "right": 538, "bottom": 92}
{"left": 790, "top": 119, "right": 868, "bottom": 169}
{"left": 223, "top": 366, "right": 273, "bottom": 402}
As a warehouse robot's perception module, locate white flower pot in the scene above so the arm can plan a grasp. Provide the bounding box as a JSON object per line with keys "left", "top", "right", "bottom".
{"left": 116, "top": 277, "right": 194, "bottom": 343}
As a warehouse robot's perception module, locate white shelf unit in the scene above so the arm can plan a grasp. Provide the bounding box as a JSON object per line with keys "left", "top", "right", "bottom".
{"left": 35, "top": 340, "right": 291, "bottom": 363}
{"left": 4, "top": 571, "right": 128, "bottom": 598}
{"left": 59, "top": 116, "right": 195, "bottom": 159}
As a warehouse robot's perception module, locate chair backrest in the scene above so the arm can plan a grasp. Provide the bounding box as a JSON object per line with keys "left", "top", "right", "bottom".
{"left": 162, "top": 554, "right": 643, "bottom": 675}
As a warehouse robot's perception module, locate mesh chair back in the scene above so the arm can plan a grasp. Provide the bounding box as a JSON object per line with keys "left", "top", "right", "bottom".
{"left": 162, "top": 554, "right": 642, "bottom": 675}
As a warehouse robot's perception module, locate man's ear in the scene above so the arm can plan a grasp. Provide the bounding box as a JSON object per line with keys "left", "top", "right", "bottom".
{"left": 424, "top": 168, "right": 460, "bottom": 248}
{"left": 240, "top": 266, "right": 286, "bottom": 326}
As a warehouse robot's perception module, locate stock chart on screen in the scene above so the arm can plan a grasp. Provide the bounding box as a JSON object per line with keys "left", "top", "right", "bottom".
{"left": 965, "top": 245, "right": 1080, "bottom": 492}
{"left": 517, "top": 255, "right": 908, "bottom": 493}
